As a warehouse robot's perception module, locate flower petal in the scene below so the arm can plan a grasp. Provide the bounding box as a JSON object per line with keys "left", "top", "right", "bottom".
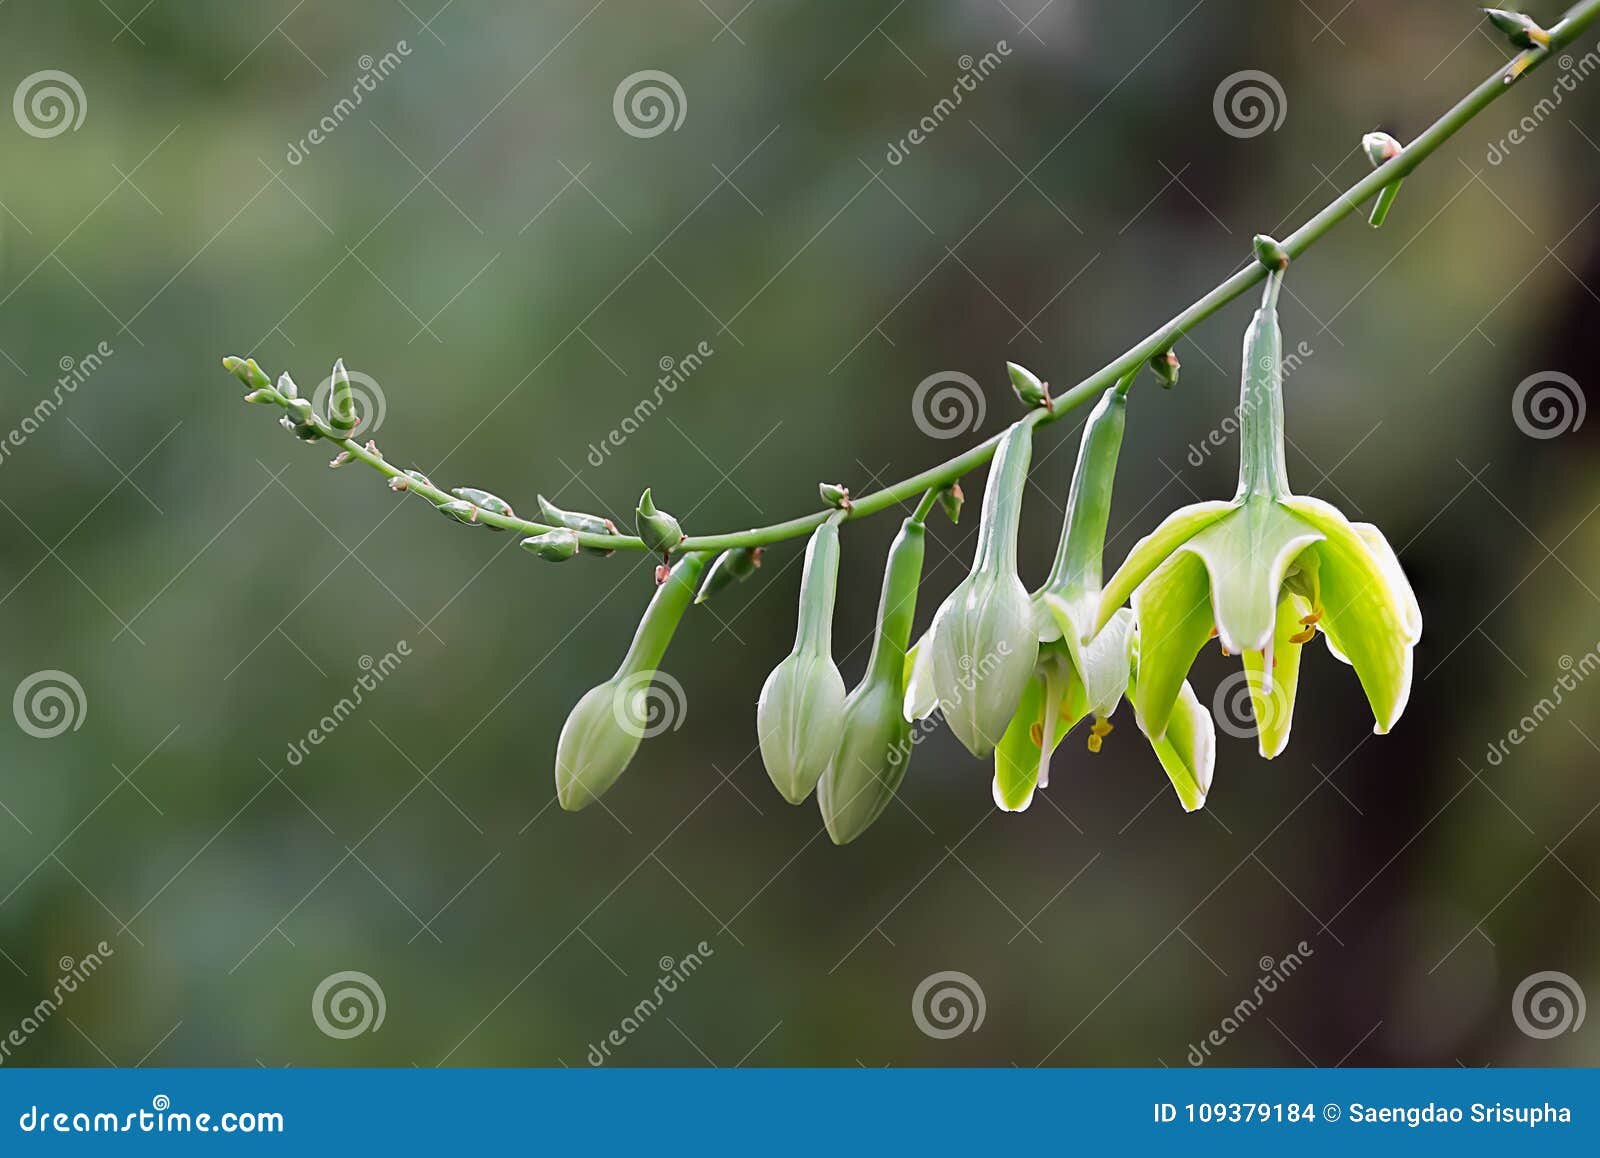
{"left": 903, "top": 631, "right": 937, "bottom": 721}
{"left": 1139, "top": 677, "right": 1215, "bottom": 812}
{"left": 992, "top": 676, "right": 1046, "bottom": 812}
{"left": 1130, "top": 550, "right": 1214, "bottom": 739}
{"left": 1352, "top": 521, "right": 1422, "bottom": 644}
{"left": 1180, "top": 498, "right": 1322, "bottom": 654}
{"left": 1096, "top": 501, "right": 1234, "bottom": 632}
{"left": 1281, "top": 496, "right": 1415, "bottom": 733}
{"left": 1240, "top": 590, "right": 1311, "bottom": 759}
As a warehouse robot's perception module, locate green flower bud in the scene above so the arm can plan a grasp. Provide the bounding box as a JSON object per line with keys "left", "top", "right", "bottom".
{"left": 694, "top": 546, "right": 762, "bottom": 604}
{"left": 757, "top": 519, "right": 847, "bottom": 804}
{"left": 1253, "top": 233, "right": 1290, "bottom": 271}
{"left": 1485, "top": 7, "right": 1549, "bottom": 49}
{"left": 329, "top": 358, "right": 357, "bottom": 433}
{"left": 222, "top": 355, "right": 272, "bottom": 393}
{"left": 244, "top": 389, "right": 278, "bottom": 405}
{"left": 636, "top": 488, "right": 684, "bottom": 555}
{"left": 452, "top": 487, "right": 513, "bottom": 515}
{"left": 522, "top": 529, "right": 579, "bottom": 561}
{"left": 818, "top": 517, "right": 926, "bottom": 844}
{"left": 818, "top": 482, "right": 852, "bottom": 510}
{"left": 1362, "top": 132, "right": 1404, "bottom": 228}
{"left": 275, "top": 371, "right": 299, "bottom": 400}
{"left": 1149, "top": 349, "right": 1180, "bottom": 389}
{"left": 904, "top": 422, "right": 1040, "bottom": 758}
{"left": 555, "top": 553, "right": 708, "bottom": 810}
{"left": 1006, "top": 361, "right": 1051, "bottom": 410}
{"left": 537, "top": 494, "right": 617, "bottom": 556}
{"left": 937, "top": 482, "right": 964, "bottom": 525}
{"left": 436, "top": 499, "right": 483, "bottom": 525}
{"left": 285, "top": 398, "right": 314, "bottom": 426}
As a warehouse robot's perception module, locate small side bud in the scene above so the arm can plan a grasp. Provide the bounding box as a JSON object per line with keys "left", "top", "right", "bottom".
{"left": 388, "top": 475, "right": 410, "bottom": 492}
{"left": 819, "top": 482, "right": 852, "bottom": 511}
{"left": 404, "top": 469, "right": 434, "bottom": 489}
{"left": 1006, "top": 361, "right": 1052, "bottom": 411}
{"left": 222, "top": 355, "right": 272, "bottom": 392}
{"left": 1484, "top": 8, "right": 1550, "bottom": 49}
{"left": 436, "top": 500, "right": 482, "bottom": 526}
{"left": 1149, "top": 349, "right": 1181, "bottom": 389}
{"left": 451, "top": 487, "right": 514, "bottom": 517}
{"left": 938, "top": 482, "right": 964, "bottom": 525}
{"left": 329, "top": 451, "right": 351, "bottom": 469}
{"left": 654, "top": 563, "right": 671, "bottom": 585}
{"left": 1252, "top": 234, "right": 1290, "bottom": 271}
{"left": 275, "top": 372, "right": 299, "bottom": 400}
{"left": 243, "top": 389, "right": 278, "bottom": 405}
{"left": 636, "top": 488, "right": 684, "bottom": 555}
{"left": 328, "top": 358, "right": 357, "bottom": 433}
{"left": 1362, "top": 131, "right": 1405, "bottom": 228}
{"left": 521, "top": 529, "right": 579, "bottom": 562}
{"left": 695, "top": 546, "right": 763, "bottom": 604}
{"left": 537, "top": 494, "right": 618, "bottom": 556}
{"left": 285, "top": 398, "right": 314, "bottom": 426}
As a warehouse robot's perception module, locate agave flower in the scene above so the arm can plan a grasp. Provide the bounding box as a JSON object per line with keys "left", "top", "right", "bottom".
{"left": 905, "top": 421, "right": 1040, "bottom": 758}
{"left": 993, "top": 382, "right": 1214, "bottom": 813}
{"left": 1097, "top": 271, "right": 1421, "bottom": 757}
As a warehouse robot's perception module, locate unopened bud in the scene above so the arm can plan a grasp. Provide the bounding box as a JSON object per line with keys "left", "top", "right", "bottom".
{"left": 1149, "top": 349, "right": 1180, "bottom": 389}
{"left": 938, "top": 482, "right": 964, "bottom": 525}
{"left": 636, "top": 488, "right": 684, "bottom": 555}
{"left": 1362, "top": 132, "right": 1405, "bottom": 228}
{"left": 521, "top": 529, "right": 579, "bottom": 561}
{"left": 222, "top": 355, "right": 272, "bottom": 393}
{"left": 437, "top": 500, "right": 482, "bottom": 526}
{"left": 819, "top": 482, "right": 852, "bottom": 510}
{"left": 1252, "top": 234, "right": 1290, "bottom": 271}
{"left": 654, "top": 563, "right": 671, "bottom": 585}
{"left": 1484, "top": 8, "right": 1550, "bottom": 48}
{"left": 243, "top": 389, "right": 278, "bottom": 405}
{"left": 695, "top": 546, "right": 763, "bottom": 604}
{"left": 275, "top": 371, "right": 299, "bottom": 400}
{"left": 329, "top": 451, "right": 351, "bottom": 468}
{"left": 451, "top": 487, "right": 514, "bottom": 517}
{"left": 328, "top": 358, "right": 357, "bottom": 433}
{"left": 537, "top": 494, "right": 617, "bottom": 557}
{"left": 1006, "top": 361, "right": 1052, "bottom": 411}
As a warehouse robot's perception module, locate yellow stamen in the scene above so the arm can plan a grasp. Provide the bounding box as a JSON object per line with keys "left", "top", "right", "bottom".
{"left": 1299, "top": 608, "right": 1323, "bottom": 626}
{"left": 1090, "top": 718, "right": 1113, "bottom": 738}
{"left": 1086, "top": 733, "right": 1102, "bottom": 754}
{"left": 1289, "top": 626, "right": 1316, "bottom": 645}
{"left": 1028, "top": 721, "right": 1044, "bottom": 748}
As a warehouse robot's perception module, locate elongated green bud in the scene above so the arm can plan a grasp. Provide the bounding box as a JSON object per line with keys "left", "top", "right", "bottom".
{"left": 818, "top": 517, "right": 926, "bottom": 843}
{"left": 436, "top": 499, "right": 483, "bottom": 525}
{"left": 555, "top": 553, "right": 708, "bottom": 810}
{"left": 937, "top": 482, "right": 963, "bottom": 525}
{"left": 818, "top": 482, "right": 851, "bottom": 510}
{"left": 329, "top": 359, "right": 357, "bottom": 432}
{"left": 275, "top": 370, "right": 299, "bottom": 400}
{"left": 904, "top": 422, "right": 1040, "bottom": 757}
{"left": 757, "top": 519, "right": 847, "bottom": 803}
{"left": 222, "top": 355, "right": 272, "bottom": 393}
{"left": 1149, "top": 349, "right": 1180, "bottom": 389}
{"left": 695, "top": 546, "right": 762, "bottom": 604}
{"left": 1040, "top": 388, "right": 1127, "bottom": 614}
{"left": 1485, "top": 8, "right": 1549, "bottom": 49}
{"left": 635, "top": 489, "right": 684, "bottom": 554}
{"left": 1236, "top": 271, "right": 1289, "bottom": 500}
{"left": 537, "top": 494, "right": 617, "bottom": 556}
{"left": 1006, "top": 362, "right": 1051, "bottom": 410}
{"left": 452, "top": 487, "right": 514, "bottom": 529}
{"left": 522, "top": 529, "right": 578, "bottom": 561}
{"left": 1253, "top": 233, "right": 1290, "bottom": 271}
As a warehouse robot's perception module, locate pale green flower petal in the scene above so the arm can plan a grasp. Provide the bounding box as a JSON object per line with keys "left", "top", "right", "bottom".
{"left": 1282, "top": 496, "right": 1415, "bottom": 733}
{"left": 1240, "top": 590, "right": 1312, "bottom": 759}
{"left": 1181, "top": 498, "right": 1322, "bottom": 655}
{"left": 1136, "top": 675, "right": 1215, "bottom": 812}
{"left": 1096, "top": 500, "right": 1234, "bottom": 631}
{"left": 1130, "top": 550, "right": 1215, "bottom": 739}
{"left": 992, "top": 676, "right": 1046, "bottom": 812}
{"left": 1351, "top": 521, "right": 1422, "bottom": 644}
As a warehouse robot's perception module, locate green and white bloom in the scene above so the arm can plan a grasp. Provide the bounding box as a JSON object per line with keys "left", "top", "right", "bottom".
{"left": 993, "top": 383, "right": 1214, "bottom": 814}
{"left": 1097, "top": 272, "right": 1421, "bottom": 758}
{"left": 905, "top": 421, "right": 1040, "bottom": 759}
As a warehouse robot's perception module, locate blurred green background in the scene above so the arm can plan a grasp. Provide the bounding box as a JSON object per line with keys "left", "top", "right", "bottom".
{"left": 1, "top": 0, "right": 1596, "bottom": 1067}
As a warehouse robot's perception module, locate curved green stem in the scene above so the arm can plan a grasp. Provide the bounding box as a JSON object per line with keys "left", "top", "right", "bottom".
{"left": 234, "top": 0, "right": 1600, "bottom": 556}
